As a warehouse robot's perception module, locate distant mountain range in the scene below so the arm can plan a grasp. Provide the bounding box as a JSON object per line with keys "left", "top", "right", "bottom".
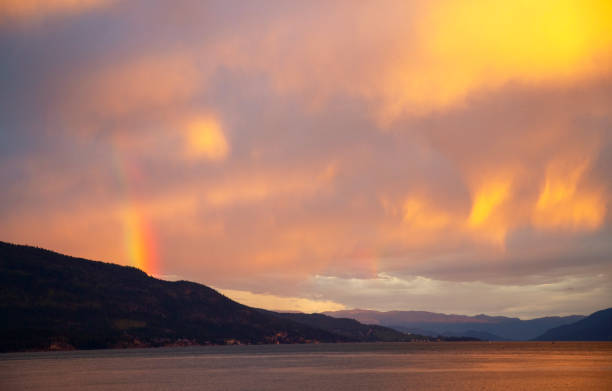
{"left": 534, "top": 308, "right": 612, "bottom": 341}
{"left": 0, "top": 241, "right": 439, "bottom": 352}
{"left": 263, "top": 311, "right": 426, "bottom": 342}
{"left": 323, "top": 309, "right": 587, "bottom": 341}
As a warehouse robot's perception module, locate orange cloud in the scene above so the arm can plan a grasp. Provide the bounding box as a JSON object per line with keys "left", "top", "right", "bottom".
{"left": 59, "top": 54, "right": 201, "bottom": 130}
{"left": 185, "top": 116, "right": 229, "bottom": 161}
{"left": 234, "top": 1, "right": 612, "bottom": 124}
{"left": 203, "top": 162, "right": 337, "bottom": 207}
{"left": 0, "top": 0, "right": 112, "bottom": 24}
{"left": 0, "top": 204, "right": 126, "bottom": 266}
{"left": 533, "top": 159, "right": 606, "bottom": 230}
{"left": 159, "top": 1, "right": 609, "bottom": 126}
{"left": 39, "top": 1, "right": 612, "bottom": 132}
{"left": 402, "top": 197, "right": 451, "bottom": 231}
{"left": 465, "top": 179, "right": 513, "bottom": 244}
{"left": 2, "top": 0, "right": 611, "bottom": 312}
{"left": 378, "top": 0, "right": 612, "bottom": 121}
{"left": 468, "top": 181, "right": 511, "bottom": 227}
{"left": 218, "top": 288, "right": 346, "bottom": 313}
{"left": 386, "top": 157, "right": 606, "bottom": 249}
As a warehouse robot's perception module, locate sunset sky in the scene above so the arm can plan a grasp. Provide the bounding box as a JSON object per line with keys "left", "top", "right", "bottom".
{"left": 1, "top": 0, "right": 611, "bottom": 318}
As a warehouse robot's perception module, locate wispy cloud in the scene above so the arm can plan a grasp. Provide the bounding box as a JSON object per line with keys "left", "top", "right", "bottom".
{"left": 218, "top": 288, "right": 346, "bottom": 314}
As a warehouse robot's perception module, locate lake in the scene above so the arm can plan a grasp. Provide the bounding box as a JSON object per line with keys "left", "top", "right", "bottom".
{"left": 1, "top": 342, "right": 610, "bottom": 390}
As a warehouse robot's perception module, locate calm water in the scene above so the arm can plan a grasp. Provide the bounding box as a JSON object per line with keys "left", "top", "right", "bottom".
{"left": 1, "top": 342, "right": 610, "bottom": 390}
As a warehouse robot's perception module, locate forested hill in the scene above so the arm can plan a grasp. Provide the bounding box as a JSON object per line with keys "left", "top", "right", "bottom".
{"left": 0, "top": 241, "right": 422, "bottom": 352}
{"left": 0, "top": 241, "right": 347, "bottom": 351}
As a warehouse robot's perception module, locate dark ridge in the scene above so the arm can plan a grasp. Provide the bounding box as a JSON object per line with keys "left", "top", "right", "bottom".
{"left": 269, "top": 312, "right": 426, "bottom": 342}
{"left": 324, "top": 309, "right": 586, "bottom": 340}
{"left": 534, "top": 308, "right": 612, "bottom": 341}
{"left": 0, "top": 241, "right": 350, "bottom": 352}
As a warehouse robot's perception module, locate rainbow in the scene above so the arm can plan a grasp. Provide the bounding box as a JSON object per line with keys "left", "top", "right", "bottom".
{"left": 122, "top": 205, "right": 159, "bottom": 276}
{"left": 111, "top": 143, "right": 160, "bottom": 277}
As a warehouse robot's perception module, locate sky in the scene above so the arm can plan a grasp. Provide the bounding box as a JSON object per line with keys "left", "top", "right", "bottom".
{"left": 1, "top": 0, "right": 611, "bottom": 318}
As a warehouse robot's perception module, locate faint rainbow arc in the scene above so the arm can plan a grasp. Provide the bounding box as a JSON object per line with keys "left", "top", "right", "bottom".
{"left": 110, "top": 145, "right": 160, "bottom": 277}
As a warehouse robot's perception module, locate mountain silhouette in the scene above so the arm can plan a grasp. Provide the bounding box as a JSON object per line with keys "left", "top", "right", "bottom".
{"left": 534, "top": 308, "right": 612, "bottom": 341}
{"left": 324, "top": 309, "right": 585, "bottom": 340}
{"left": 0, "top": 241, "right": 424, "bottom": 352}
{"left": 270, "top": 312, "right": 431, "bottom": 342}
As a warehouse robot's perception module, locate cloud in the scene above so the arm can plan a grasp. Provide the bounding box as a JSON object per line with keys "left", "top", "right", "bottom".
{"left": 533, "top": 158, "right": 606, "bottom": 230}
{"left": 381, "top": 0, "right": 612, "bottom": 119}
{"left": 19, "top": 0, "right": 610, "bottom": 135}
{"left": 184, "top": 116, "right": 229, "bottom": 161}
{"left": 1, "top": 0, "right": 611, "bottom": 316}
{"left": 310, "top": 272, "right": 612, "bottom": 319}
{"left": 217, "top": 288, "right": 346, "bottom": 313}
{"left": 57, "top": 54, "right": 202, "bottom": 133}
{"left": 188, "top": 0, "right": 612, "bottom": 123}
{"left": 0, "top": 0, "right": 112, "bottom": 24}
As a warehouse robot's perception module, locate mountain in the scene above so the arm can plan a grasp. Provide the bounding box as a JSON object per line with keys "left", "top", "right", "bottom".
{"left": 388, "top": 325, "right": 505, "bottom": 341}
{"left": 271, "top": 312, "right": 425, "bottom": 342}
{"left": 0, "top": 242, "right": 352, "bottom": 351}
{"left": 0, "top": 241, "right": 426, "bottom": 352}
{"left": 535, "top": 308, "right": 612, "bottom": 341}
{"left": 324, "top": 309, "right": 585, "bottom": 341}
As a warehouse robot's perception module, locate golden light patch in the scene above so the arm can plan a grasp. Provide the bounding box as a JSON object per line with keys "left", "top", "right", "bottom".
{"left": 380, "top": 0, "right": 612, "bottom": 120}
{"left": 468, "top": 181, "right": 511, "bottom": 227}
{"left": 218, "top": 288, "right": 346, "bottom": 313}
{"left": 533, "top": 161, "right": 605, "bottom": 230}
{"left": 465, "top": 180, "right": 513, "bottom": 245}
{"left": 186, "top": 116, "right": 229, "bottom": 161}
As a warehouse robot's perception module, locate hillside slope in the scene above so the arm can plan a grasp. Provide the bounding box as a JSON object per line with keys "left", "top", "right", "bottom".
{"left": 0, "top": 242, "right": 348, "bottom": 351}
{"left": 535, "top": 308, "right": 612, "bottom": 341}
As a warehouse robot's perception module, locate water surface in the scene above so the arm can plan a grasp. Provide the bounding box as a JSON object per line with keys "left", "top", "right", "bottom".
{"left": 1, "top": 342, "right": 610, "bottom": 390}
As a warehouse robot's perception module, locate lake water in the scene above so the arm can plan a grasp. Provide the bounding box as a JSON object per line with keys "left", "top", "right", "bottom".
{"left": 1, "top": 342, "right": 610, "bottom": 390}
